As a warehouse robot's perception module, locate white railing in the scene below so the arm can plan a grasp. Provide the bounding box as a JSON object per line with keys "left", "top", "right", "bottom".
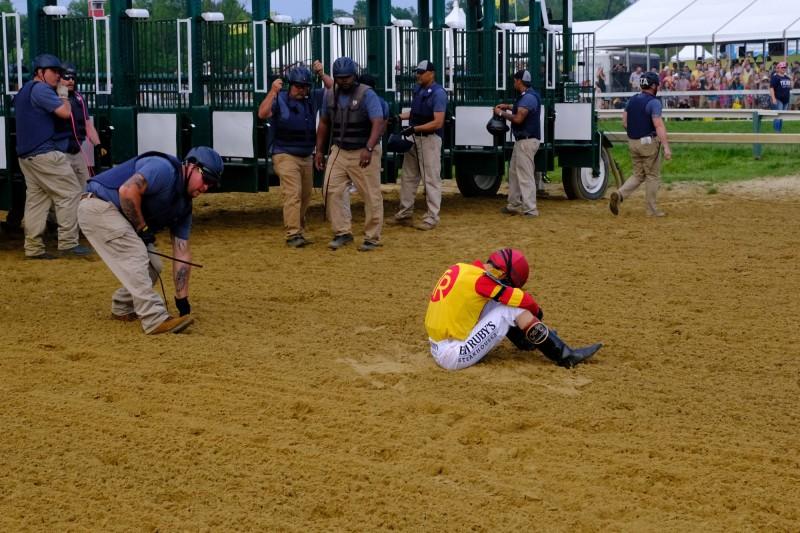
{"left": 252, "top": 20, "right": 268, "bottom": 93}
{"left": 2, "top": 12, "right": 22, "bottom": 95}
{"left": 176, "top": 18, "right": 192, "bottom": 95}
{"left": 596, "top": 108, "right": 800, "bottom": 120}
{"left": 92, "top": 16, "right": 111, "bottom": 95}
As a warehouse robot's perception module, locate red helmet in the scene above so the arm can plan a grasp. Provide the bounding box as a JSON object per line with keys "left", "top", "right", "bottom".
{"left": 487, "top": 248, "right": 529, "bottom": 288}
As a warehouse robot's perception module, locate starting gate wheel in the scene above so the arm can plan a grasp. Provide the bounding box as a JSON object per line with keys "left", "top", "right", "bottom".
{"left": 561, "top": 147, "right": 611, "bottom": 200}
{"left": 455, "top": 171, "right": 502, "bottom": 197}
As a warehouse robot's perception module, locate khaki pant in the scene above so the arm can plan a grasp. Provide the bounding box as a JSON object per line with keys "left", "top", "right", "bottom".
{"left": 619, "top": 139, "right": 662, "bottom": 215}
{"left": 19, "top": 151, "right": 81, "bottom": 256}
{"left": 77, "top": 197, "right": 169, "bottom": 333}
{"left": 507, "top": 138, "right": 540, "bottom": 215}
{"left": 324, "top": 145, "right": 383, "bottom": 243}
{"left": 273, "top": 153, "right": 313, "bottom": 239}
{"left": 66, "top": 151, "right": 92, "bottom": 190}
{"left": 396, "top": 134, "right": 442, "bottom": 226}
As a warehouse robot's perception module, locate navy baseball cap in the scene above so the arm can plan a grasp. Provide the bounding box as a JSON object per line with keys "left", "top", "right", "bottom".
{"left": 415, "top": 60, "right": 435, "bottom": 73}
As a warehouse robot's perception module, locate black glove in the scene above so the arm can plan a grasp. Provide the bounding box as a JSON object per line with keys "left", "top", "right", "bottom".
{"left": 175, "top": 296, "right": 191, "bottom": 316}
{"left": 137, "top": 226, "right": 156, "bottom": 246}
{"left": 536, "top": 307, "right": 544, "bottom": 320}
{"left": 401, "top": 125, "right": 416, "bottom": 137}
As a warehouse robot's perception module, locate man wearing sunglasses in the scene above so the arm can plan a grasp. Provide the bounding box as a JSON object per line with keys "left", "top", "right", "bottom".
{"left": 14, "top": 53, "right": 91, "bottom": 259}
{"left": 258, "top": 61, "right": 332, "bottom": 248}
{"left": 390, "top": 60, "right": 448, "bottom": 231}
{"left": 55, "top": 62, "right": 105, "bottom": 188}
{"left": 77, "top": 146, "right": 223, "bottom": 335}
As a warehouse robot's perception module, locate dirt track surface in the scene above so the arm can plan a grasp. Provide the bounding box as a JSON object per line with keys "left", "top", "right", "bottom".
{"left": 1, "top": 178, "right": 799, "bottom": 531}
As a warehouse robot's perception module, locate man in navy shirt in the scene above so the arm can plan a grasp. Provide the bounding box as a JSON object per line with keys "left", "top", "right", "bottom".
{"left": 770, "top": 61, "right": 792, "bottom": 132}
{"left": 258, "top": 61, "right": 332, "bottom": 248}
{"left": 77, "top": 147, "right": 223, "bottom": 335}
{"left": 14, "top": 53, "right": 91, "bottom": 259}
{"left": 494, "top": 70, "right": 542, "bottom": 217}
{"left": 391, "top": 60, "right": 448, "bottom": 231}
{"left": 610, "top": 72, "right": 672, "bottom": 217}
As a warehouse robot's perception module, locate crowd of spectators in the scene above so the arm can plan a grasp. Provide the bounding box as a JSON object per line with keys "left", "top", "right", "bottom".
{"left": 596, "top": 57, "right": 800, "bottom": 110}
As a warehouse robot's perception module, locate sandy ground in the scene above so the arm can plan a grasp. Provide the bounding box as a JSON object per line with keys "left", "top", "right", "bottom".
{"left": 1, "top": 177, "right": 799, "bottom": 531}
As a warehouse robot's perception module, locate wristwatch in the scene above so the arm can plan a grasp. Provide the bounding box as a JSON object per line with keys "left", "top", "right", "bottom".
{"left": 366, "top": 146, "right": 374, "bottom": 152}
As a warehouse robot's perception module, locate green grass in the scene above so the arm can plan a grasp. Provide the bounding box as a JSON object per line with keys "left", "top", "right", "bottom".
{"left": 597, "top": 119, "right": 800, "bottom": 184}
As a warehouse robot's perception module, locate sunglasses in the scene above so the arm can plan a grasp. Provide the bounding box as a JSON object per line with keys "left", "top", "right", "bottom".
{"left": 62, "top": 75, "right": 76, "bottom": 81}
{"left": 198, "top": 166, "right": 219, "bottom": 188}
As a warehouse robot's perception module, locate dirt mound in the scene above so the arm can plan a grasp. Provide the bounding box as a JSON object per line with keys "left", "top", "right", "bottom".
{"left": 1, "top": 178, "right": 798, "bottom": 530}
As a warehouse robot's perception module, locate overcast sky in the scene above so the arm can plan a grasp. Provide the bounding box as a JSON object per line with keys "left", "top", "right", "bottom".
{"left": 11, "top": 0, "right": 422, "bottom": 20}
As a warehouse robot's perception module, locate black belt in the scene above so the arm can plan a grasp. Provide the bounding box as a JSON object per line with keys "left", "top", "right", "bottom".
{"left": 514, "top": 133, "right": 539, "bottom": 140}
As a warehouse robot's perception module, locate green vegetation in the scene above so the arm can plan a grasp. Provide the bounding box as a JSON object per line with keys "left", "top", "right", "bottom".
{"left": 597, "top": 119, "right": 800, "bottom": 184}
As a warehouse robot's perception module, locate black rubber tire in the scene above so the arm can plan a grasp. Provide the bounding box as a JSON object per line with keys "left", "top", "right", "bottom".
{"left": 562, "top": 167, "right": 579, "bottom": 199}
{"left": 561, "top": 148, "right": 611, "bottom": 200}
{"left": 455, "top": 170, "right": 502, "bottom": 197}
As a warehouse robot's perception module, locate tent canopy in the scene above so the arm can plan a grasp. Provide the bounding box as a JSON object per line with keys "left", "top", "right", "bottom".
{"left": 595, "top": 0, "right": 800, "bottom": 49}
{"left": 714, "top": 0, "right": 800, "bottom": 42}
{"left": 647, "top": 0, "right": 754, "bottom": 46}
{"left": 594, "top": 0, "right": 695, "bottom": 48}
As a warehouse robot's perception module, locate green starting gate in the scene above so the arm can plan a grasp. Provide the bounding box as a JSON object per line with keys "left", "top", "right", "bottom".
{"left": 0, "top": 0, "right": 609, "bottom": 212}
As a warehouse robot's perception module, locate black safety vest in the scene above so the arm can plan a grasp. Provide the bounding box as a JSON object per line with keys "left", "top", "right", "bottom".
{"left": 327, "top": 84, "right": 372, "bottom": 150}
{"left": 511, "top": 88, "right": 541, "bottom": 140}
{"left": 625, "top": 92, "right": 658, "bottom": 140}
{"left": 273, "top": 91, "right": 318, "bottom": 156}
{"left": 54, "top": 91, "right": 89, "bottom": 154}
{"left": 89, "top": 151, "right": 191, "bottom": 234}
{"left": 410, "top": 82, "right": 446, "bottom": 137}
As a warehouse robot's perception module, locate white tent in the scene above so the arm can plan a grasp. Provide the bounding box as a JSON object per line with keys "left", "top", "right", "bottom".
{"left": 595, "top": 0, "right": 800, "bottom": 49}
{"left": 647, "top": 0, "right": 755, "bottom": 46}
{"left": 714, "top": 0, "right": 800, "bottom": 42}
{"left": 670, "top": 45, "right": 713, "bottom": 62}
{"left": 514, "top": 19, "right": 607, "bottom": 35}
{"left": 594, "top": 0, "right": 695, "bottom": 48}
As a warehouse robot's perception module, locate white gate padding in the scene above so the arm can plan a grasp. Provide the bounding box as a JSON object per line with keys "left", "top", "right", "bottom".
{"left": 554, "top": 103, "right": 592, "bottom": 141}
{"left": 454, "top": 106, "right": 515, "bottom": 147}
{"left": 454, "top": 106, "right": 496, "bottom": 147}
{"left": 213, "top": 111, "right": 254, "bottom": 158}
{"left": 0, "top": 117, "right": 6, "bottom": 169}
{"left": 137, "top": 113, "right": 178, "bottom": 156}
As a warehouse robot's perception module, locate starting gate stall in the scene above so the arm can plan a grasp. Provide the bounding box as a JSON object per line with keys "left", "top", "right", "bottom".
{"left": 444, "top": 0, "right": 609, "bottom": 199}
{"left": 5, "top": 0, "right": 608, "bottom": 202}
{"left": 199, "top": 16, "right": 262, "bottom": 191}
{"left": 37, "top": 7, "right": 113, "bottom": 168}
{"left": 0, "top": 11, "right": 23, "bottom": 212}
{"left": 112, "top": 10, "right": 194, "bottom": 164}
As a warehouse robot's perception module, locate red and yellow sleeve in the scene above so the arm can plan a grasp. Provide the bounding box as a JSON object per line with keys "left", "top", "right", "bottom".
{"left": 474, "top": 275, "right": 541, "bottom": 316}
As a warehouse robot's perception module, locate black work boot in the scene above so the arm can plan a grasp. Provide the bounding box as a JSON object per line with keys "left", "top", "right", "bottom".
{"left": 536, "top": 329, "right": 602, "bottom": 368}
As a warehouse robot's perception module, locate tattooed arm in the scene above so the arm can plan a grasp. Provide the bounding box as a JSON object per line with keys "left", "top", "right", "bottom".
{"left": 171, "top": 235, "right": 192, "bottom": 299}
{"left": 118, "top": 173, "right": 148, "bottom": 230}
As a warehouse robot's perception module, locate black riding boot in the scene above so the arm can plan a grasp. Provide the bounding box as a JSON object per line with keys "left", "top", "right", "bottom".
{"left": 536, "top": 329, "right": 602, "bottom": 368}
{"left": 506, "top": 326, "right": 537, "bottom": 351}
